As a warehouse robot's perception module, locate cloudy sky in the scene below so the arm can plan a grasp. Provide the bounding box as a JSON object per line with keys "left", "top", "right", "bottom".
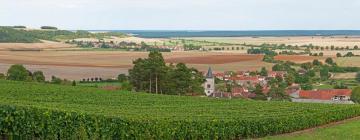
{"left": 1, "top": 0, "right": 360, "bottom": 30}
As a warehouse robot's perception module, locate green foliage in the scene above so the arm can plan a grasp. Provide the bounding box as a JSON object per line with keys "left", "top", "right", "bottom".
{"left": 336, "top": 53, "right": 342, "bottom": 57}
{"left": 357, "top": 72, "right": 360, "bottom": 82}
{"left": 333, "top": 82, "right": 348, "bottom": 89}
{"left": 325, "top": 58, "right": 334, "bottom": 65}
{"left": 351, "top": 87, "right": 360, "bottom": 103}
{"left": 0, "top": 27, "right": 40, "bottom": 43}
{"left": 117, "top": 74, "right": 128, "bottom": 82}
{"left": 260, "top": 67, "right": 268, "bottom": 76}
{"left": 0, "top": 73, "right": 5, "bottom": 79}
{"left": 129, "top": 51, "right": 204, "bottom": 95}
{"left": 40, "top": 26, "right": 58, "bottom": 30}
{"left": 320, "top": 67, "right": 330, "bottom": 81}
{"left": 0, "top": 27, "right": 127, "bottom": 43}
{"left": 1, "top": 80, "right": 360, "bottom": 139}
{"left": 32, "top": 71, "right": 45, "bottom": 82}
{"left": 6, "top": 64, "right": 29, "bottom": 81}
{"left": 301, "top": 83, "right": 313, "bottom": 90}
{"left": 72, "top": 80, "right": 76, "bottom": 86}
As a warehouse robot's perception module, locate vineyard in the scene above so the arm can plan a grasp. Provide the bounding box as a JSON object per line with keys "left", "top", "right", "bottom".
{"left": 1, "top": 80, "right": 360, "bottom": 139}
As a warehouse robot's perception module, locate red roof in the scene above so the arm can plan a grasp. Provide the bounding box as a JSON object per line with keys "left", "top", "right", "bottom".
{"left": 229, "top": 76, "right": 259, "bottom": 81}
{"left": 299, "top": 89, "right": 352, "bottom": 100}
{"left": 214, "top": 73, "right": 225, "bottom": 77}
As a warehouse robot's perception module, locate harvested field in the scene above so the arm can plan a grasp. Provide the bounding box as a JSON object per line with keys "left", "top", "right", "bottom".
{"left": 0, "top": 51, "right": 268, "bottom": 80}
{"left": 274, "top": 55, "right": 328, "bottom": 63}
{"left": 336, "top": 57, "right": 360, "bottom": 67}
{"left": 186, "top": 36, "right": 360, "bottom": 48}
{"left": 75, "top": 36, "right": 166, "bottom": 44}
{"left": 166, "top": 54, "right": 263, "bottom": 64}
{"left": 0, "top": 40, "right": 75, "bottom": 51}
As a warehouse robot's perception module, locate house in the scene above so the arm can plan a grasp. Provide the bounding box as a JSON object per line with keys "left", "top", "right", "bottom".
{"left": 268, "top": 71, "right": 287, "bottom": 78}
{"left": 232, "top": 87, "right": 256, "bottom": 98}
{"left": 291, "top": 89, "right": 353, "bottom": 104}
{"left": 214, "top": 73, "right": 225, "bottom": 80}
{"left": 228, "top": 76, "right": 262, "bottom": 87}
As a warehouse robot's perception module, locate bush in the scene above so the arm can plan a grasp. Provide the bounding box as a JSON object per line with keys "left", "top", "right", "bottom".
{"left": 0, "top": 73, "right": 5, "bottom": 79}
{"left": 351, "top": 87, "right": 360, "bottom": 103}
{"left": 32, "top": 71, "right": 45, "bottom": 82}
{"left": 7, "top": 64, "right": 29, "bottom": 81}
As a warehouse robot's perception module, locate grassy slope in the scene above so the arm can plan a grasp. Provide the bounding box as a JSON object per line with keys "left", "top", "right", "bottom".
{"left": 262, "top": 118, "right": 360, "bottom": 140}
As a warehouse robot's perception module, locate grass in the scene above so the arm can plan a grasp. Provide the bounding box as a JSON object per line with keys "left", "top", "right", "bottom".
{"left": 262, "top": 118, "right": 360, "bottom": 140}
{"left": 314, "top": 79, "right": 360, "bottom": 90}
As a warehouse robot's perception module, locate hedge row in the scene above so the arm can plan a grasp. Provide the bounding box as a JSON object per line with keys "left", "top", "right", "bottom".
{"left": 1, "top": 104, "right": 360, "bottom": 139}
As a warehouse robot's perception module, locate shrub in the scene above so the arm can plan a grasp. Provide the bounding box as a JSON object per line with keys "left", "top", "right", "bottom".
{"left": 351, "top": 87, "right": 360, "bottom": 103}
{"left": 7, "top": 64, "right": 29, "bottom": 81}
{"left": 32, "top": 71, "right": 45, "bottom": 82}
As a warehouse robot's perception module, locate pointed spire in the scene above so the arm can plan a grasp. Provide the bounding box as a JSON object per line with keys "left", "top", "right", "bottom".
{"left": 206, "top": 67, "right": 213, "bottom": 78}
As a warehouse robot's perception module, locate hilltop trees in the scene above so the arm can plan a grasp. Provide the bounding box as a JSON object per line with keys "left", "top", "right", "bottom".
{"left": 129, "top": 51, "right": 204, "bottom": 95}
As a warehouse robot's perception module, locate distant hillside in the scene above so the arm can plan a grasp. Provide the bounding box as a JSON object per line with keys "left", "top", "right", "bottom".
{"left": 0, "top": 27, "right": 40, "bottom": 43}
{"left": 0, "top": 27, "right": 128, "bottom": 43}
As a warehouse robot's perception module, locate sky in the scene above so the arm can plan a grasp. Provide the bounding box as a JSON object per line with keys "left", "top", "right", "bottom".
{"left": 1, "top": 0, "right": 360, "bottom": 30}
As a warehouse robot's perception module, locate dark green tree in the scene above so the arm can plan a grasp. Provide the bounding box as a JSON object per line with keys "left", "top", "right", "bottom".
{"left": 260, "top": 67, "right": 268, "bottom": 76}
{"left": 33, "top": 71, "right": 45, "bottom": 82}
{"left": 117, "top": 74, "right": 128, "bottom": 82}
{"left": 7, "top": 64, "right": 29, "bottom": 81}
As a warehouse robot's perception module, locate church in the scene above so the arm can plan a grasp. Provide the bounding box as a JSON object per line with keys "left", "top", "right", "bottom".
{"left": 204, "top": 67, "right": 215, "bottom": 96}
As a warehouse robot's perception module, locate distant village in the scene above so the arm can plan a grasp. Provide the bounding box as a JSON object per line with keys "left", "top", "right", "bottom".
{"left": 203, "top": 67, "right": 353, "bottom": 104}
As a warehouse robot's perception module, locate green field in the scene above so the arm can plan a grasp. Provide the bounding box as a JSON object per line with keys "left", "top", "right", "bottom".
{"left": 263, "top": 118, "right": 360, "bottom": 140}
{"left": 1, "top": 80, "right": 360, "bottom": 139}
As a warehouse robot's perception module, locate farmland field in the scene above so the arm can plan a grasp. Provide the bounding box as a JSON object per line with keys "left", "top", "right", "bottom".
{"left": 274, "top": 55, "right": 328, "bottom": 63}
{"left": 0, "top": 50, "right": 268, "bottom": 80}
{"left": 185, "top": 36, "right": 360, "bottom": 48}
{"left": 1, "top": 80, "right": 360, "bottom": 139}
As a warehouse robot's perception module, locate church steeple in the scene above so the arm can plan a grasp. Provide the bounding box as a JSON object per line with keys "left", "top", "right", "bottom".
{"left": 206, "top": 67, "right": 213, "bottom": 78}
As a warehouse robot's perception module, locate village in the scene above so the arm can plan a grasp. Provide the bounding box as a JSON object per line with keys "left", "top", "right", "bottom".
{"left": 203, "top": 67, "right": 353, "bottom": 104}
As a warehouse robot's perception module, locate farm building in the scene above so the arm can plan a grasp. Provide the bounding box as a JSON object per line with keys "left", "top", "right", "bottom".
{"left": 291, "top": 89, "right": 354, "bottom": 104}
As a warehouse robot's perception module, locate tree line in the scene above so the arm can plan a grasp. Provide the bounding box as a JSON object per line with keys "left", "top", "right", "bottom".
{"left": 128, "top": 51, "right": 205, "bottom": 95}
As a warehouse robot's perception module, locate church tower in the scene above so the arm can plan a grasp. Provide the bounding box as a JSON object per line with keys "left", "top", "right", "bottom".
{"left": 204, "top": 67, "right": 215, "bottom": 96}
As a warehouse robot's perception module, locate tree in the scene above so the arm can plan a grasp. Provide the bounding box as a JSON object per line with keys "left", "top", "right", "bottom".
{"left": 117, "top": 74, "right": 128, "bottom": 82}
{"left": 354, "top": 45, "right": 359, "bottom": 50}
{"left": 325, "top": 58, "right": 334, "bottom": 65}
{"left": 285, "top": 74, "right": 295, "bottom": 86}
{"left": 0, "top": 73, "right": 5, "bottom": 79}
{"left": 345, "top": 52, "right": 354, "bottom": 57}
{"left": 300, "top": 62, "right": 313, "bottom": 70}
{"left": 336, "top": 53, "right": 342, "bottom": 57}
{"left": 32, "top": 71, "right": 45, "bottom": 82}
{"left": 301, "top": 83, "right": 313, "bottom": 90}
{"left": 268, "top": 85, "right": 288, "bottom": 100}
{"left": 356, "top": 72, "right": 360, "bottom": 82}
{"left": 312, "top": 59, "right": 322, "bottom": 66}
{"left": 7, "top": 64, "right": 29, "bottom": 81}
{"left": 253, "top": 84, "right": 267, "bottom": 100}
{"left": 129, "top": 51, "right": 204, "bottom": 95}
{"left": 72, "top": 80, "right": 76, "bottom": 86}
{"left": 260, "top": 67, "right": 268, "bottom": 76}
{"left": 351, "top": 87, "right": 360, "bottom": 103}
{"left": 320, "top": 67, "right": 330, "bottom": 81}
{"left": 334, "top": 82, "right": 348, "bottom": 89}
{"left": 319, "top": 52, "right": 324, "bottom": 56}
{"left": 121, "top": 81, "right": 133, "bottom": 91}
